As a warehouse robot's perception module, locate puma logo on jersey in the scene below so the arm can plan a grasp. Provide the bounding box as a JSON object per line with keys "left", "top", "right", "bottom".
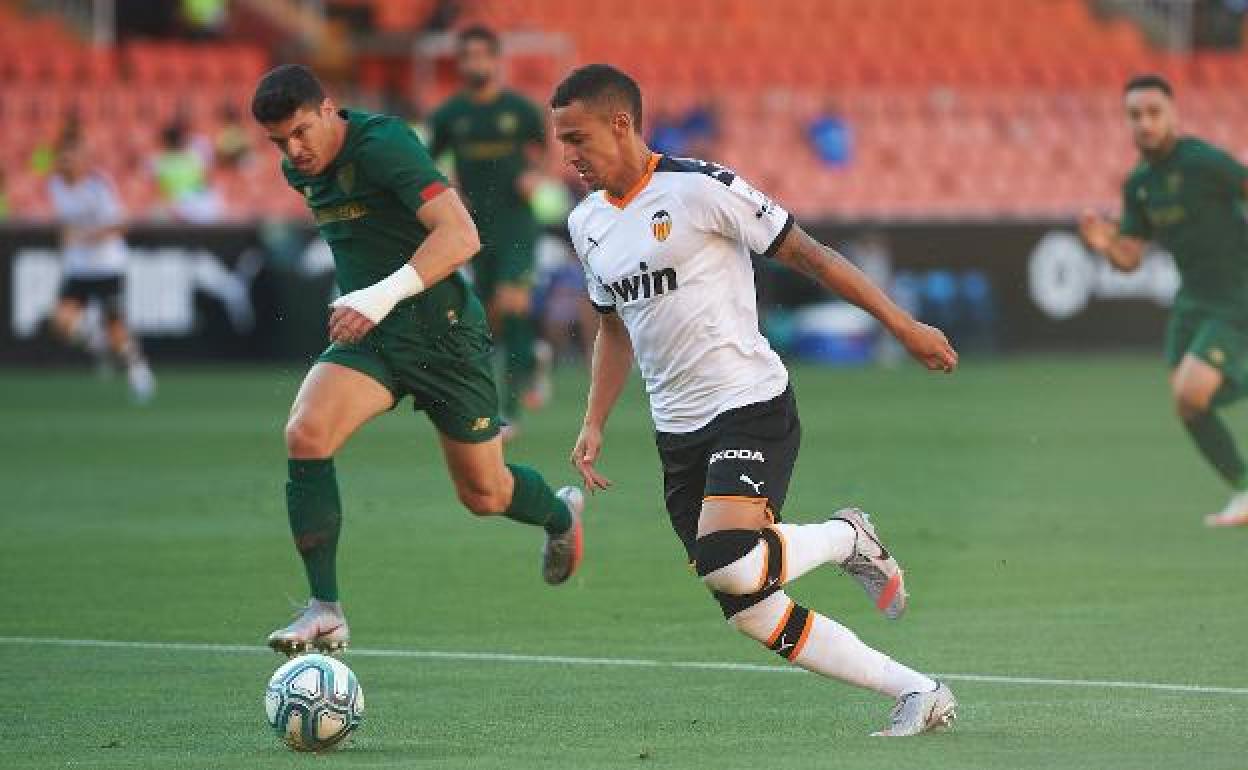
{"left": 739, "top": 475, "right": 765, "bottom": 494}
{"left": 709, "top": 449, "right": 765, "bottom": 464}
{"left": 606, "top": 261, "right": 678, "bottom": 303}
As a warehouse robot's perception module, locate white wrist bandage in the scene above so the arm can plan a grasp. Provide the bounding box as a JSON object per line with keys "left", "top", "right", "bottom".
{"left": 331, "top": 264, "right": 425, "bottom": 324}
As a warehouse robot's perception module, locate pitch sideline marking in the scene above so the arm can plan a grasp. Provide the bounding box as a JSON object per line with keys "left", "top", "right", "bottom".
{"left": 2, "top": 635, "right": 1246, "bottom": 696}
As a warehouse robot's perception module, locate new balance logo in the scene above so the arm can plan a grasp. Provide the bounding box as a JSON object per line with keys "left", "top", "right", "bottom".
{"left": 606, "top": 261, "right": 678, "bottom": 303}
{"left": 739, "top": 475, "right": 765, "bottom": 494}
{"left": 709, "top": 449, "right": 765, "bottom": 464}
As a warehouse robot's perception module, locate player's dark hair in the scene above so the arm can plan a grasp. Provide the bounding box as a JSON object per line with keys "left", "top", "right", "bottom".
{"left": 550, "top": 64, "right": 643, "bottom": 133}
{"left": 457, "top": 25, "right": 500, "bottom": 54}
{"left": 251, "top": 64, "right": 327, "bottom": 123}
{"left": 1124, "top": 73, "right": 1174, "bottom": 99}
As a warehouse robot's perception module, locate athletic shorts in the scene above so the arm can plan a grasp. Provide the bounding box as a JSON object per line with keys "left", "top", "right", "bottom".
{"left": 1165, "top": 305, "right": 1248, "bottom": 405}
{"left": 318, "top": 321, "right": 502, "bottom": 443}
{"left": 655, "top": 386, "right": 801, "bottom": 561}
{"left": 472, "top": 214, "right": 540, "bottom": 300}
{"left": 60, "top": 275, "right": 124, "bottom": 321}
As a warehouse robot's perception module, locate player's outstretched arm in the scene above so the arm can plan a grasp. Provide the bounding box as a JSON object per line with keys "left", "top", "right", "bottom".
{"left": 571, "top": 312, "right": 633, "bottom": 492}
{"left": 1078, "top": 210, "right": 1145, "bottom": 272}
{"left": 328, "top": 188, "right": 480, "bottom": 344}
{"left": 772, "top": 224, "right": 957, "bottom": 373}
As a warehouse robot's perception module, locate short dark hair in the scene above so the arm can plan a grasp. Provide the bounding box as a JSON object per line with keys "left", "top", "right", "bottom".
{"left": 457, "top": 25, "right": 500, "bottom": 54}
{"left": 550, "top": 64, "right": 643, "bottom": 133}
{"left": 251, "top": 64, "right": 326, "bottom": 123}
{"left": 1124, "top": 73, "right": 1174, "bottom": 99}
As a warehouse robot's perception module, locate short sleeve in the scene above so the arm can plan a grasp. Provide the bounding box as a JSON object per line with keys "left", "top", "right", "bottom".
{"left": 94, "top": 175, "right": 125, "bottom": 225}
{"left": 361, "top": 122, "right": 449, "bottom": 213}
{"left": 683, "top": 170, "right": 794, "bottom": 257}
{"left": 1119, "top": 180, "right": 1152, "bottom": 240}
{"left": 1202, "top": 144, "right": 1248, "bottom": 198}
{"left": 568, "top": 211, "right": 616, "bottom": 313}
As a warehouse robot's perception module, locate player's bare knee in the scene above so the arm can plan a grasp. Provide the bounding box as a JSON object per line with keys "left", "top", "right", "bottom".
{"left": 456, "top": 483, "right": 509, "bottom": 516}
{"left": 1174, "top": 388, "right": 1212, "bottom": 422}
{"left": 285, "top": 416, "right": 332, "bottom": 458}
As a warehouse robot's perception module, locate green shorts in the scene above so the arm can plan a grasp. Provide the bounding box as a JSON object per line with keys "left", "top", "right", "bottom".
{"left": 1165, "top": 305, "right": 1248, "bottom": 404}
{"left": 318, "top": 321, "right": 502, "bottom": 443}
{"left": 472, "top": 214, "right": 539, "bottom": 300}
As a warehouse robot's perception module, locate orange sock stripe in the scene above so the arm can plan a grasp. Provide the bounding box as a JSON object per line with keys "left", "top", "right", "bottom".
{"left": 877, "top": 571, "right": 904, "bottom": 611}
{"left": 788, "top": 611, "right": 815, "bottom": 661}
{"left": 702, "top": 495, "right": 768, "bottom": 505}
{"left": 766, "top": 600, "right": 796, "bottom": 647}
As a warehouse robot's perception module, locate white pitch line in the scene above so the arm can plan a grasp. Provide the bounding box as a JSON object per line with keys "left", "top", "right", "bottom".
{"left": 2, "top": 635, "right": 1246, "bottom": 696}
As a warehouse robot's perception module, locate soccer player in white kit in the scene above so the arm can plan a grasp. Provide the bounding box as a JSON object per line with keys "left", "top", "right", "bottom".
{"left": 47, "top": 137, "right": 155, "bottom": 401}
{"left": 552, "top": 65, "right": 959, "bottom": 737}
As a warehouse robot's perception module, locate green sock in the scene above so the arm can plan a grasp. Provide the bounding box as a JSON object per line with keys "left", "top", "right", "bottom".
{"left": 1184, "top": 411, "right": 1248, "bottom": 489}
{"left": 286, "top": 458, "right": 342, "bottom": 601}
{"left": 501, "top": 313, "right": 537, "bottom": 417}
{"left": 504, "top": 463, "right": 572, "bottom": 535}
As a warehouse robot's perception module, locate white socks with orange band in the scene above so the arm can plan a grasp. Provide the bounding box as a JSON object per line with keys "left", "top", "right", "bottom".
{"left": 731, "top": 591, "right": 937, "bottom": 698}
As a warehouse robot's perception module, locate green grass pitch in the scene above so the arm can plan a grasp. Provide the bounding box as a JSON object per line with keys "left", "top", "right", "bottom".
{"left": 2, "top": 356, "right": 1246, "bottom": 768}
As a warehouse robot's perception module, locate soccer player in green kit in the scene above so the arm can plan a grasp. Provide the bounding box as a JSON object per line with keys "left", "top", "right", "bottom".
{"left": 251, "top": 64, "right": 585, "bottom": 656}
{"left": 1082, "top": 74, "right": 1248, "bottom": 527}
{"left": 429, "top": 26, "right": 550, "bottom": 434}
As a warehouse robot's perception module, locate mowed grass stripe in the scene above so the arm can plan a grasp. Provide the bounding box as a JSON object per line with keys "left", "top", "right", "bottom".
{"left": 4, "top": 635, "right": 1246, "bottom": 696}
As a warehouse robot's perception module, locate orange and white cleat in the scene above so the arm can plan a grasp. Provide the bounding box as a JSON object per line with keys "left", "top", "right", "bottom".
{"left": 543, "top": 486, "right": 584, "bottom": 585}
{"left": 834, "top": 507, "right": 908, "bottom": 620}
{"left": 1205, "top": 491, "right": 1248, "bottom": 527}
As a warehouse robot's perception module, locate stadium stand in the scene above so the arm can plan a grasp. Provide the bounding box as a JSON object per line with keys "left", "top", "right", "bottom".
{"left": 2, "top": 0, "right": 1247, "bottom": 220}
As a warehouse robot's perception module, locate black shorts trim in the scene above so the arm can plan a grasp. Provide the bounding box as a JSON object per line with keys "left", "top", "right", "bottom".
{"left": 60, "top": 275, "right": 125, "bottom": 319}
{"left": 656, "top": 386, "right": 801, "bottom": 559}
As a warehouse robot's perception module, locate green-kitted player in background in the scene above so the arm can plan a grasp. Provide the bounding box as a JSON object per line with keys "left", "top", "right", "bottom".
{"left": 1082, "top": 74, "right": 1248, "bottom": 527}
{"left": 429, "top": 26, "right": 552, "bottom": 436}
{"left": 250, "top": 64, "right": 585, "bottom": 656}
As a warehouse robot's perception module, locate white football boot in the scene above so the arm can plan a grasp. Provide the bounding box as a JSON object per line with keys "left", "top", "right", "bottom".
{"left": 127, "top": 359, "right": 156, "bottom": 404}
{"left": 872, "top": 682, "right": 958, "bottom": 737}
{"left": 543, "top": 486, "right": 585, "bottom": 585}
{"left": 833, "top": 508, "right": 908, "bottom": 619}
{"left": 1205, "top": 489, "right": 1248, "bottom": 527}
{"left": 267, "top": 599, "right": 350, "bottom": 657}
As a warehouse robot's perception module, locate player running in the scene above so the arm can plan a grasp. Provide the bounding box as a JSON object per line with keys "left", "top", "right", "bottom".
{"left": 429, "top": 26, "right": 552, "bottom": 435}
{"left": 1082, "top": 74, "right": 1248, "bottom": 527}
{"left": 552, "top": 65, "right": 959, "bottom": 737}
{"left": 251, "top": 64, "right": 583, "bottom": 656}
{"left": 46, "top": 135, "right": 155, "bottom": 402}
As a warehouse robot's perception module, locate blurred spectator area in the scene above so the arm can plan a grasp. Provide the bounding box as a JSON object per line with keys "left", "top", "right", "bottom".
{"left": 4, "top": 0, "right": 1248, "bottom": 222}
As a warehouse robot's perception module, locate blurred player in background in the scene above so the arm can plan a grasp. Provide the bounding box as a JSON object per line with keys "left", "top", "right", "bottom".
{"left": 251, "top": 64, "right": 583, "bottom": 656}
{"left": 1082, "top": 74, "right": 1248, "bottom": 527}
{"left": 554, "top": 65, "right": 958, "bottom": 737}
{"left": 429, "top": 26, "right": 552, "bottom": 438}
{"left": 47, "top": 136, "right": 155, "bottom": 402}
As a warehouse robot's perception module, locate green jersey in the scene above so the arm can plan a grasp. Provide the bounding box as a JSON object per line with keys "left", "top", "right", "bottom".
{"left": 283, "top": 108, "right": 485, "bottom": 339}
{"left": 428, "top": 89, "right": 545, "bottom": 229}
{"left": 1121, "top": 137, "right": 1248, "bottom": 316}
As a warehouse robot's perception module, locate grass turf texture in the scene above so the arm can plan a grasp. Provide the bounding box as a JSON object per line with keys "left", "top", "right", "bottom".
{"left": 2, "top": 356, "right": 1246, "bottom": 768}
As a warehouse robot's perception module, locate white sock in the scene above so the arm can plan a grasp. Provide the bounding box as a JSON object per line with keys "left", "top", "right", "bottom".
{"left": 769, "top": 520, "right": 856, "bottom": 582}
{"left": 731, "top": 591, "right": 935, "bottom": 698}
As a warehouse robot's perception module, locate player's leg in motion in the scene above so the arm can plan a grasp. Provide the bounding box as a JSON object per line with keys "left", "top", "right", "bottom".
{"left": 102, "top": 300, "right": 155, "bottom": 402}
{"left": 1172, "top": 354, "right": 1248, "bottom": 526}
{"left": 438, "top": 433, "right": 583, "bottom": 584}
{"left": 268, "top": 362, "right": 393, "bottom": 655}
{"left": 694, "top": 498, "right": 954, "bottom": 737}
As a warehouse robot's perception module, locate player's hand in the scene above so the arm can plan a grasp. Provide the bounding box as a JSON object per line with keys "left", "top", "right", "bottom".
{"left": 327, "top": 305, "right": 377, "bottom": 345}
{"left": 571, "top": 422, "right": 612, "bottom": 494}
{"left": 898, "top": 320, "right": 958, "bottom": 373}
{"left": 516, "top": 170, "right": 542, "bottom": 201}
{"left": 1079, "top": 209, "right": 1116, "bottom": 255}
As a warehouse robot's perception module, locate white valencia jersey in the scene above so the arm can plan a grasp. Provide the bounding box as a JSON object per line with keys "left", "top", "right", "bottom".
{"left": 48, "top": 171, "right": 128, "bottom": 277}
{"left": 569, "top": 155, "right": 793, "bottom": 433}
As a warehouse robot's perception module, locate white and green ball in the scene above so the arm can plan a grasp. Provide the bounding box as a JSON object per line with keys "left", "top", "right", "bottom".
{"left": 264, "top": 654, "right": 363, "bottom": 752}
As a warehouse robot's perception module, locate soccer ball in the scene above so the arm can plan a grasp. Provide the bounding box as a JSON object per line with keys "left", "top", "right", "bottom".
{"left": 264, "top": 654, "right": 363, "bottom": 752}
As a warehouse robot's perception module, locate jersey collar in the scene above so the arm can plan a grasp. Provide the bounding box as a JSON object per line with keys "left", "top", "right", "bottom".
{"left": 605, "top": 153, "right": 661, "bottom": 209}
